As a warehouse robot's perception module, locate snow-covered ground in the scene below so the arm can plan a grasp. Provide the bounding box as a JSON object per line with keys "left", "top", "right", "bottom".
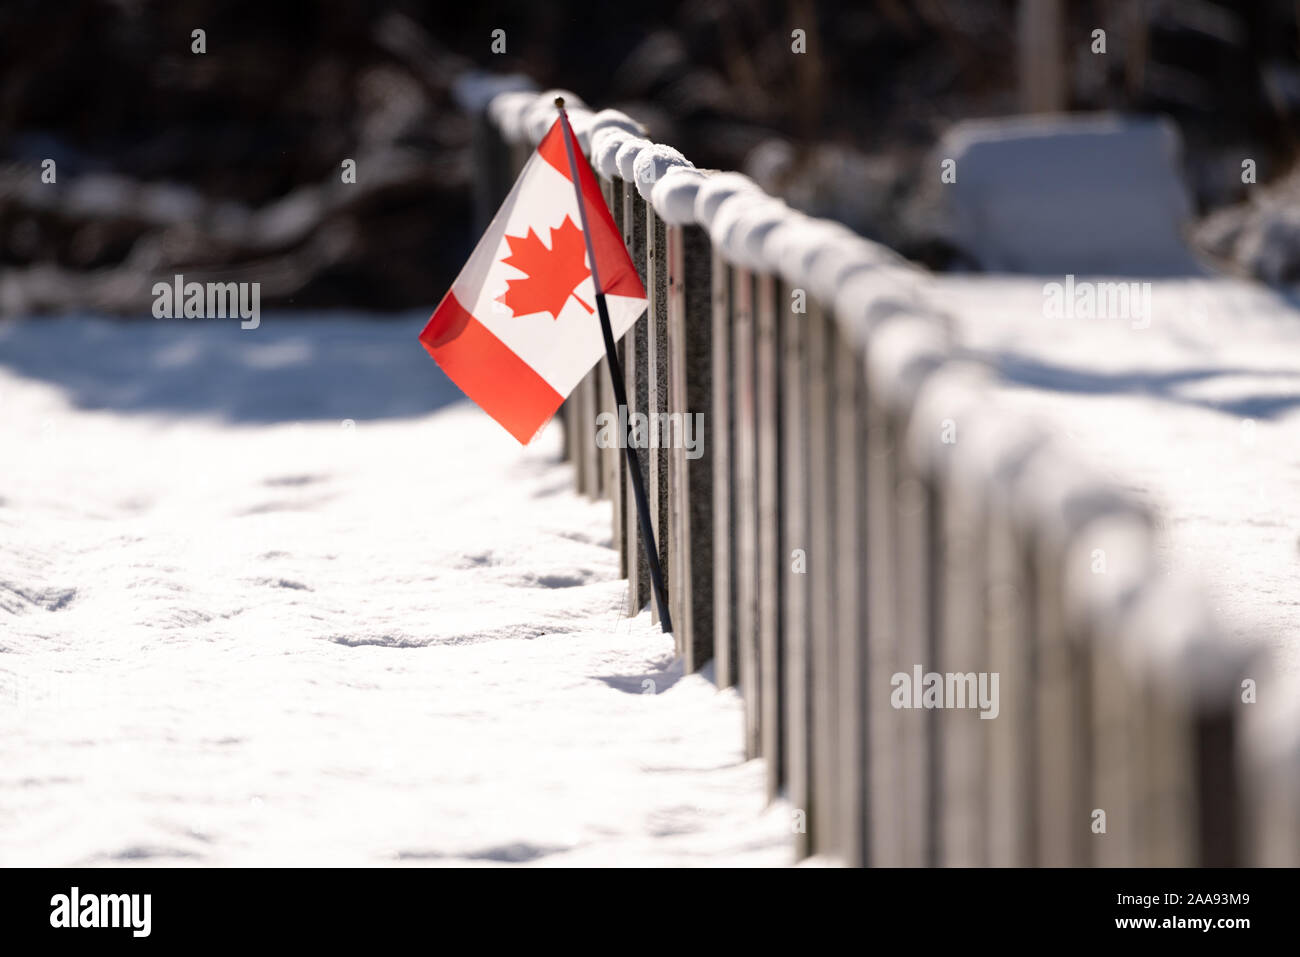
{"left": 0, "top": 315, "right": 790, "bottom": 867}
{"left": 932, "top": 275, "right": 1300, "bottom": 676}
{"left": 4, "top": 275, "right": 1296, "bottom": 866}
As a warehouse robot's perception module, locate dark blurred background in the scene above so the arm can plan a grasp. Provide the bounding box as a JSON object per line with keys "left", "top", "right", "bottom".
{"left": 3, "top": 0, "right": 1299, "bottom": 315}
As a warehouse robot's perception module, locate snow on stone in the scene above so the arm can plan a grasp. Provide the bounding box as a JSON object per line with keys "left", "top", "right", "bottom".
{"left": 692, "top": 172, "right": 760, "bottom": 231}
{"left": 487, "top": 92, "right": 536, "bottom": 146}
{"left": 614, "top": 137, "right": 652, "bottom": 184}
{"left": 649, "top": 167, "right": 707, "bottom": 226}
{"left": 632, "top": 143, "right": 692, "bottom": 201}
{"left": 522, "top": 90, "right": 586, "bottom": 146}
{"left": 591, "top": 127, "right": 637, "bottom": 181}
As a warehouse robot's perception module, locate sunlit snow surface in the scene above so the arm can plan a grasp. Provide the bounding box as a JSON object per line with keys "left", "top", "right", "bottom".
{"left": 0, "top": 314, "right": 789, "bottom": 866}
{"left": 4, "top": 275, "right": 1298, "bottom": 866}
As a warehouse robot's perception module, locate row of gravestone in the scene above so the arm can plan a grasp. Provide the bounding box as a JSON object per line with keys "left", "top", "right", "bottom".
{"left": 461, "top": 76, "right": 1300, "bottom": 867}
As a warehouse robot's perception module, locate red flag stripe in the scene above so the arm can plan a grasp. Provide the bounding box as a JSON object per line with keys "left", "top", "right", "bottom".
{"left": 536, "top": 120, "right": 645, "bottom": 302}
{"left": 419, "top": 291, "right": 564, "bottom": 444}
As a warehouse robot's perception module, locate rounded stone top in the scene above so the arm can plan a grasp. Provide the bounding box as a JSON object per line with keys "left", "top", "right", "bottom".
{"left": 863, "top": 315, "right": 951, "bottom": 416}
{"left": 633, "top": 144, "right": 694, "bottom": 201}
{"left": 693, "top": 172, "right": 761, "bottom": 231}
{"left": 832, "top": 266, "right": 927, "bottom": 348}
{"left": 708, "top": 189, "right": 778, "bottom": 257}
{"left": 522, "top": 91, "right": 577, "bottom": 145}
{"left": 489, "top": 90, "right": 538, "bottom": 144}
{"left": 767, "top": 218, "right": 852, "bottom": 288}
{"left": 726, "top": 198, "right": 795, "bottom": 271}
{"left": 615, "top": 136, "right": 653, "bottom": 183}
{"left": 585, "top": 109, "right": 646, "bottom": 151}
{"left": 759, "top": 214, "right": 812, "bottom": 279}
{"left": 564, "top": 107, "right": 596, "bottom": 151}
{"left": 650, "top": 167, "right": 708, "bottom": 226}
{"left": 591, "top": 126, "right": 637, "bottom": 179}
{"left": 903, "top": 360, "right": 998, "bottom": 481}
{"left": 1061, "top": 510, "right": 1158, "bottom": 642}
{"left": 1110, "top": 575, "right": 1243, "bottom": 705}
{"left": 807, "top": 237, "right": 901, "bottom": 305}
{"left": 1009, "top": 442, "right": 1149, "bottom": 556}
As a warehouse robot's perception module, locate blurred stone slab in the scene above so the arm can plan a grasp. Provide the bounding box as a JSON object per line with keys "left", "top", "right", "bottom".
{"left": 934, "top": 114, "right": 1203, "bottom": 276}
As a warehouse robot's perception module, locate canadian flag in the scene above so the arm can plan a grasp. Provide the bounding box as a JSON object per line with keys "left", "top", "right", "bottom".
{"left": 419, "top": 115, "right": 647, "bottom": 443}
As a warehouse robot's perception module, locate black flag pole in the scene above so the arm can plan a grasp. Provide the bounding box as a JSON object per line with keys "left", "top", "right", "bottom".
{"left": 555, "top": 98, "right": 672, "bottom": 634}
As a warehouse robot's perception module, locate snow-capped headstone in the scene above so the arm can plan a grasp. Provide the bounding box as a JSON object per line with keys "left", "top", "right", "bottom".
{"left": 663, "top": 210, "right": 714, "bottom": 671}
{"left": 650, "top": 166, "right": 707, "bottom": 227}
{"left": 488, "top": 91, "right": 537, "bottom": 145}
{"left": 468, "top": 75, "right": 536, "bottom": 231}
{"left": 614, "top": 137, "right": 652, "bottom": 185}
{"left": 633, "top": 144, "right": 693, "bottom": 202}
{"left": 933, "top": 114, "right": 1203, "bottom": 276}
{"left": 617, "top": 137, "right": 653, "bottom": 617}
{"left": 866, "top": 316, "right": 950, "bottom": 866}
{"left": 693, "top": 172, "right": 761, "bottom": 231}
{"left": 721, "top": 195, "right": 798, "bottom": 798}
{"left": 584, "top": 109, "right": 645, "bottom": 157}
{"left": 804, "top": 296, "right": 839, "bottom": 856}
{"left": 591, "top": 127, "right": 635, "bottom": 181}
{"left": 522, "top": 90, "right": 586, "bottom": 146}
{"left": 752, "top": 222, "right": 784, "bottom": 802}
{"left": 645, "top": 181, "right": 672, "bottom": 625}
{"left": 709, "top": 190, "right": 781, "bottom": 756}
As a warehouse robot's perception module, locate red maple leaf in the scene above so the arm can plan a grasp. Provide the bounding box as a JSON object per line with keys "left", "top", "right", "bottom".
{"left": 496, "top": 215, "right": 594, "bottom": 320}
